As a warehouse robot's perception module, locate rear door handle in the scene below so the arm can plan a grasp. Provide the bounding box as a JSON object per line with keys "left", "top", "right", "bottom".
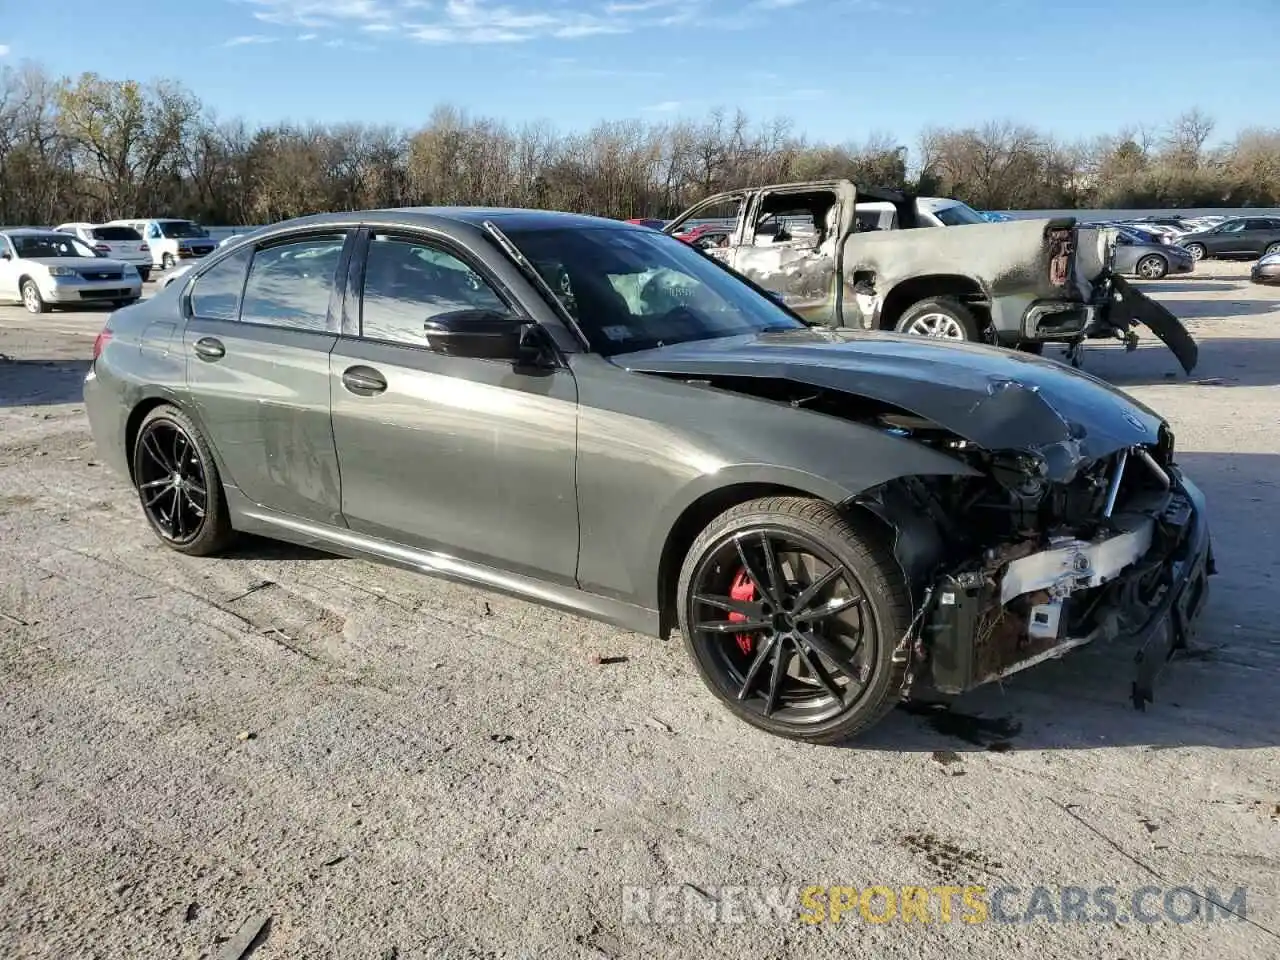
{"left": 193, "top": 336, "right": 225, "bottom": 361}
{"left": 341, "top": 365, "right": 387, "bottom": 396}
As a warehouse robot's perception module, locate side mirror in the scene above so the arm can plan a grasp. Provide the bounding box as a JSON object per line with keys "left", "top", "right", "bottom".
{"left": 0, "top": 251, "right": 10, "bottom": 260}
{"left": 765, "top": 290, "right": 787, "bottom": 304}
{"left": 423, "top": 309, "right": 547, "bottom": 364}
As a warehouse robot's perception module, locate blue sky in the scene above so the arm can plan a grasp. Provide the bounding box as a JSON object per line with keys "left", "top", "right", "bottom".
{"left": 4, "top": 0, "right": 1276, "bottom": 150}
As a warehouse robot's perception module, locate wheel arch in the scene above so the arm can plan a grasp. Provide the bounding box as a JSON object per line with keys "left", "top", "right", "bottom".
{"left": 878, "top": 274, "right": 990, "bottom": 331}
{"left": 123, "top": 393, "right": 224, "bottom": 486}
{"left": 656, "top": 481, "right": 828, "bottom": 638}
{"left": 652, "top": 469, "right": 949, "bottom": 638}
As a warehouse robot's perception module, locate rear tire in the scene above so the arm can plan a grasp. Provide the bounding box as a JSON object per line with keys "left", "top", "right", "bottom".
{"left": 132, "top": 405, "right": 234, "bottom": 556}
{"left": 1265, "top": 242, "right": 1280, "bottom": 257}
{"left": 1185, "top": 243, "right": 1206, "bottom": 261}
{"left": 893, "top": 296, "right": 983, "bottom": 342}
{"left": 677, "top": 496, "right": 912, "bottom": 744}
{"left": 1015, "top": 341, "right": 1045, "bottom": 355}
{"left": 138, "top": 268, "right": 151, "bottom": 283}
{"left": 161, "top": 253, "right": 175, "bottom": 270}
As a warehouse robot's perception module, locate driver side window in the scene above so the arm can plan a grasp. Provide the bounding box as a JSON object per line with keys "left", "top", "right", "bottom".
{"left": 359, "top": 234, "right": 508, "bottom": 347}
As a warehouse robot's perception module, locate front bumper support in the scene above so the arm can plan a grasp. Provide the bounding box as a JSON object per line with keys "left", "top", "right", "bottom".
{"left": 920, "top": 474, "right": 1214, "bottom": 705}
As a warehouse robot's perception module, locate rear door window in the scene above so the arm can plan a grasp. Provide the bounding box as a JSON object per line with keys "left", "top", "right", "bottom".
{"left": 189, "top": 247, "right": 251, "bottom": 321}
{"left": 240, "top": 234, "right": 347, "bottom": 331}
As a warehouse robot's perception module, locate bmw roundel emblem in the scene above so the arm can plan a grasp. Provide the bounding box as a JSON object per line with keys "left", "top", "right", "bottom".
{"left": 1122, "top": 411, "right": 1146, "bottom": 432}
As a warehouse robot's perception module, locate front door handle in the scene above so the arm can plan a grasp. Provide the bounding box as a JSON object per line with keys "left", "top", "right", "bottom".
{"left": 341, "top": 365, "right": 387, "bottom": 396}
{"left": 193, "top": 336, "right": 225, "bottom": 361}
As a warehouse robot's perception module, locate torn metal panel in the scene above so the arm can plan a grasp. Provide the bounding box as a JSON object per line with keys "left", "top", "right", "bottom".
{"left": 1096, "top": 275, "right": 1199, "bottom": 375}
{"left": 616, "top": 324, "right": 1163, "bottom": 473}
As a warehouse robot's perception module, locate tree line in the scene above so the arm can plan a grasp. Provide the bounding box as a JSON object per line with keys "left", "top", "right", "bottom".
{"left": 2, "top": 60, "right": 1278, "bottom": 228}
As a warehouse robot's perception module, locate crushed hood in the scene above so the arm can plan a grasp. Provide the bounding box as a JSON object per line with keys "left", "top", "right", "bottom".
{"left": 615, "top": 328, "right": 1166, "bottom": 479}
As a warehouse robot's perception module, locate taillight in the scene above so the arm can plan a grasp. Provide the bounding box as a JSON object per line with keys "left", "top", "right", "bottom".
{"left": 94, "top": 243, "right": 111, "bottom": 255}
{"left": 92, "top": 328, "right": 112, "bottom": 361}
{"left": 139, "top": 243, "right": 150, "bottom": 252}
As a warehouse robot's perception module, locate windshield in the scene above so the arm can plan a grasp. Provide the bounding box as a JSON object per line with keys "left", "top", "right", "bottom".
{"left": 932, "top": 202, "right": 990, "bottom": 226}
{"left": 505, "top": 224, "right": 806, "bottom": 355}
{"left": 160, "top": 220, "right": 208, "bottom": 239}
{"left": 11, "top": 234, "right": 97, "bottom": 259}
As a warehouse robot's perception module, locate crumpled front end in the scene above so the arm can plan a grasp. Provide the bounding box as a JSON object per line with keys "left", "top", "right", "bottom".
{"left": 856, "top": 423, "right": 1215, "bottom": 707}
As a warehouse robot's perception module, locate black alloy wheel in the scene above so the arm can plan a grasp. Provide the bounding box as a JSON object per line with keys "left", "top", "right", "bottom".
{"left": 131, "top": 405, "right": 232, "bottom": 555}
{"left": 678, "top": 497, "right": 911, "bottom": 743}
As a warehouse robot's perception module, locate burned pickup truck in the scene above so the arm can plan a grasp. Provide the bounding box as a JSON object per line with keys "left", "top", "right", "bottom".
{"left": 663, "top": 179, "right": 1199, "bottom": 374}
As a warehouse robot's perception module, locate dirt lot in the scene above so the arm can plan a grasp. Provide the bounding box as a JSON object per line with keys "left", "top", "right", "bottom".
{"left": 1, "top": 264, "right": 1278, "bottom": 959}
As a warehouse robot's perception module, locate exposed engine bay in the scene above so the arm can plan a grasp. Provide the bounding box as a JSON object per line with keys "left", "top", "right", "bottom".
{"left": 659, "top": 371, "right": 1215, "bottom": 707}
{"left": 851, "top": 414, "right": 1205, "bottom": 703}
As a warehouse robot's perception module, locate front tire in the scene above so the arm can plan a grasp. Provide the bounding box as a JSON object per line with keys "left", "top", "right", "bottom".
{"left": 1265, "top": 242, "right": 1280, "bottom": 257}
{"left": 1185, "top": 243, "right": 1206, "bottom": 261}
{"left": 1136, "top": 254, "right": 1169, "bottom": 280}
{"left": 132, "top": 405, "right": 233, "bottom": 556}
{"left": 677, "top": 496, "right": 912, "bottom": 744}
{"left": 893, "top": 296, "right": 982, "bottom": 342}
{"left": 161, "top": 253, "right": 175, "bottom": 270}
{"left": 21, "top": 279, "right": 49, "bottom": 314}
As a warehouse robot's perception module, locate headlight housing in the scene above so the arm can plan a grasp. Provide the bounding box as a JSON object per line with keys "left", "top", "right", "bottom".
{"left": 47, "top": 266, "right": 77, "bottom": 278}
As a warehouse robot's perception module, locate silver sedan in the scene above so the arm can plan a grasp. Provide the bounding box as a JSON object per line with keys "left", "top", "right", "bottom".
{"left": 1114, "top": 228, "right": 1196, "bottom": 280}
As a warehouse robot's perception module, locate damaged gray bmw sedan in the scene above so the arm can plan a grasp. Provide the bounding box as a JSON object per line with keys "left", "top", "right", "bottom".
{"left": 82, "top": 208, "right": 1216, "bottom": 743}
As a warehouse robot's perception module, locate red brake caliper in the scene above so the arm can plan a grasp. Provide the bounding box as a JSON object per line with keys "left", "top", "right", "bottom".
{"left": 728, "top": 569, "right": 756, "bottom": 655}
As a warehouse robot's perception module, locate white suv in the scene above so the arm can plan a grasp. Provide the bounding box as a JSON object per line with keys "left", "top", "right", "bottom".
{"left": 55, "top": 222, "right": 153, "bottom": 282}
{"left": 103, "top": 218, "right": 217, "bottom": 271}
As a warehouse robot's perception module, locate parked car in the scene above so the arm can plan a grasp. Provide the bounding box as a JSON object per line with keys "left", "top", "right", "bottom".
{"left": 55, "top": 222, "right": 153, "bottom": 282}
{"left": 1114, "top": 227, "right": 1196, "bottom": 279}
{"left": 0, "top": 228, "right": 143, "bottom": 313}
{"left": 663, "top": 180, "right": 1199, "bottom": 373}
{"left": 103, "top": 218, "right": 217, "bottom": 270}
{"left": 1175, "top": 216, "right": 1280, "bottom": 261}
{"left": 672, "top": 222, "right": 735, "bottom": 249}
{"left": 82, "top": 207, "right": 1214, "bottom": 743}
{"left": 1250, "top": 249, "right": 1280, "bottom": 285}
{"left": 625, "top": 218, "right": 667, "bottom": 230}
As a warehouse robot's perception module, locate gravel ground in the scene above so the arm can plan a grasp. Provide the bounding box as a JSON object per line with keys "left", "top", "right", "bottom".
{"left": 1, "top": 263, "right": 1277, "bottom": 959}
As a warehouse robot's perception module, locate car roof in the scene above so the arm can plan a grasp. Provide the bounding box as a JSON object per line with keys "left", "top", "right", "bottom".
{"left": 1, "top": 228, "right": 68, "bottom": 237}
{"left": 246, "top": 207, "right": 649, "bottom": 237}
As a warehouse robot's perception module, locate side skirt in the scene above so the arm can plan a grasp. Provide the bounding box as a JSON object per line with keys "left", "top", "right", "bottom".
{"left": 228, "top": 494, "right": 662, "bottom": 638}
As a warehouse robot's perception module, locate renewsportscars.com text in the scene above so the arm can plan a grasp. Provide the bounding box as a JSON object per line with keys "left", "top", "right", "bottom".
{"left": 620, "top": 883, "right": 1249, "bottom": 926}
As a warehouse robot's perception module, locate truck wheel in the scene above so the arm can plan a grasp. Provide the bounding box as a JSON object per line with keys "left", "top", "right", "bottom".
{"left": 677, "top": 496, "right": 912, "bottom": 744}
{"left": 894, "top": 297, "right": 982, "bottom": 342}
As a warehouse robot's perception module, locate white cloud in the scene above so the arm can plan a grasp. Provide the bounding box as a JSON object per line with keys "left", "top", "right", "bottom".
{"left": 297, "top": 32, "right": 318, "bottom": 40}
{"left": 644, "top": 100, "right": 682, "bottom": 113}
{"left": 223, "top": 34, "right": 279, "bottom": 46}
{"left": 0, "top": 44, "right": 9, "bottom": 57}
{"left": 240, "top": 0, "right": 729, "bottom": 45}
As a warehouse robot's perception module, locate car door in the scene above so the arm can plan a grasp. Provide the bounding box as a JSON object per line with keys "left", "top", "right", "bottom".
{"left": 1242, "top": 218, "right": 1280, "bottom": 256}
{"left": 181, "top": 229, "right": 350, "bottom": 526}
{"left": 1206, "top": 219, "right": 1247, "bottom": 256}
{"left": 328, "top": 227, "right": 580, "bottom": 586}
{"left": 732, "top": 184, "right": 855, "bottom": 324}
{"left": 1113, "top": 232, "right": 1139, "bottom": 274}
{"left": 661, "top": 192, "right": 753, "bottom": 270}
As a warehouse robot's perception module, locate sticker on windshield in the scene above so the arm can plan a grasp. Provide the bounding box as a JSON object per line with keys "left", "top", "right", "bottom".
{"left": 602, "top": 325, "right": 632, "bottom": 341}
